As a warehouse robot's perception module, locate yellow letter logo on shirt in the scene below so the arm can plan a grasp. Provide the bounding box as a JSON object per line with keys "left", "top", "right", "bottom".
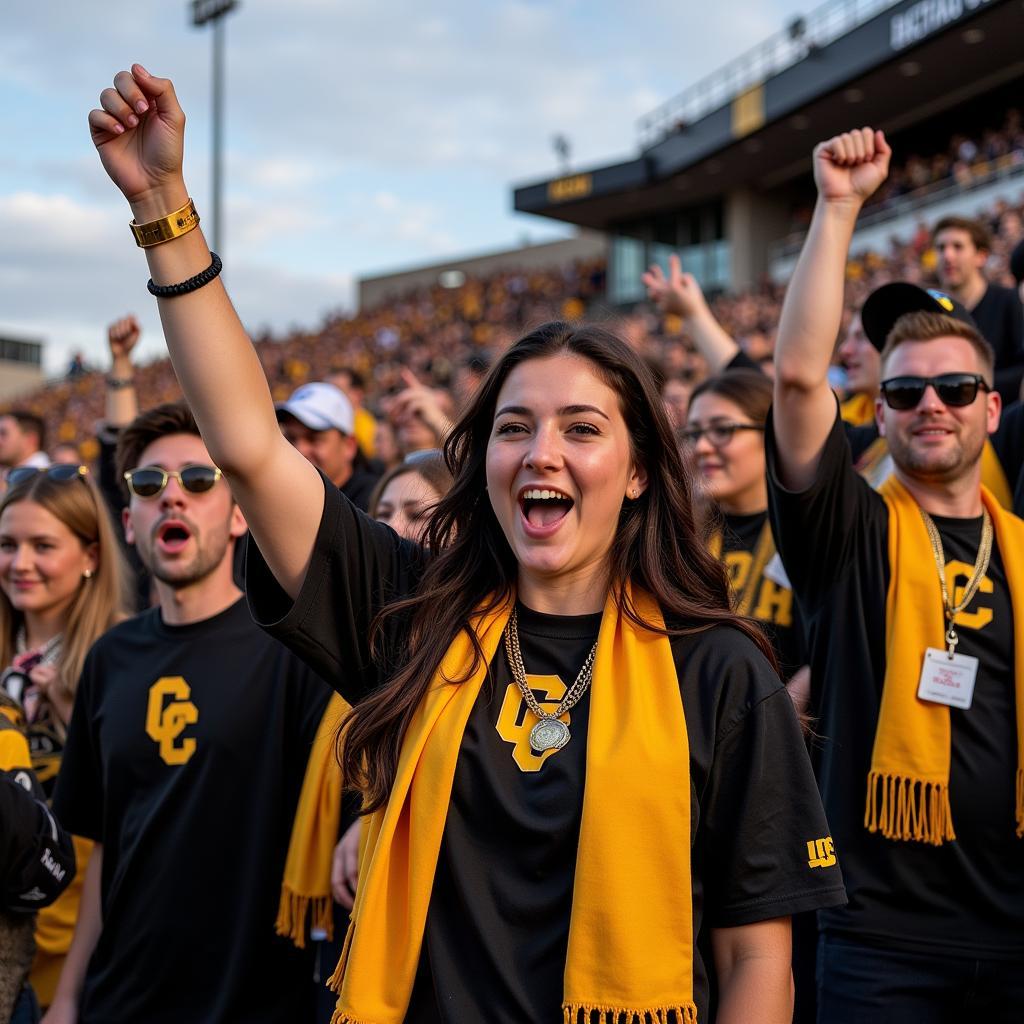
{"left": 496, "top": 674, "right": 569, "bottom": 773}
{"left": 945, "top": 560, "right": 994, "bottom": 632}
{"left": 146, "top": 676, "right": 199, "bottom": 766}
{"left": 806, "top": 836, "right": 836, "bottom": 869}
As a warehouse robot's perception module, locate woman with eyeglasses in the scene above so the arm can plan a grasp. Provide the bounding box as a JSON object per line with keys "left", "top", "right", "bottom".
{"left": 0, "top": 464, "right": 130, "bottom": 1012}
{"left": 86, "top": 65, "right": 845, "bottom": 1024}
{"left": 683, "top": 370, "right": 809, "bottom": 685}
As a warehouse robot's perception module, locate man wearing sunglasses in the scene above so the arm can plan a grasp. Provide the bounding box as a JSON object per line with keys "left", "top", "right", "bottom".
{"left": 44, "top": 402, "right": 331, "bottom": 1024}
{"left": 768, "top": 128, "right": 1024, "bottom": 1021}
{"left": 840, "top": 283, "right": 1024, "bottom": 508}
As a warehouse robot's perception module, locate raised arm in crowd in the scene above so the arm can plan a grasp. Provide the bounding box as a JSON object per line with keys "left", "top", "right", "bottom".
{"left": 89, "top": 66, "right": 322, "bottom": 600}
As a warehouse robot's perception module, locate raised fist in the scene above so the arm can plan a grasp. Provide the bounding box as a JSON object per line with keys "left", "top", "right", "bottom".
{"left": 108, "top": 315, "right": 141, "bottom": 359}
{"left": 813, "top": 128, "right": 891, "bottom": 206}
{"left": 88, "top": 65, "right": 187, "bottom": 209}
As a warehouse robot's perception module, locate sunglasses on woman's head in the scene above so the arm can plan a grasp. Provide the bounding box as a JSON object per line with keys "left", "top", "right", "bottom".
{"left": 879, "top": 373, "right": 991, "bottom": 411}
{"left": 679, "top": 423, "right": 764, "bottom": 447}
{"left": 6, "top": 464, "right": 88, "bottom": 487}
{"left": 123, "top": 465, "right": 222, "bottom": 499}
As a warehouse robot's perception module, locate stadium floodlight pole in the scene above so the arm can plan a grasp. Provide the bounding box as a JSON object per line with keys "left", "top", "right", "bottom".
{"left": 191, "top": 0, "right": 240, "bottom": 255}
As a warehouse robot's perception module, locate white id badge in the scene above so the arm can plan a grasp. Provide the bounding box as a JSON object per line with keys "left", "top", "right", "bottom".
{"left": 917, "top": 648, "right": 978, "bottom": 709}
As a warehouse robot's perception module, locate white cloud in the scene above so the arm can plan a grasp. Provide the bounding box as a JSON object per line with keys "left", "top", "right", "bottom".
{"left": 0, "top": 191, "right": 353, "bottom": 375}
{"left": 0, "top": 0, "right": 812, "bottom": 373}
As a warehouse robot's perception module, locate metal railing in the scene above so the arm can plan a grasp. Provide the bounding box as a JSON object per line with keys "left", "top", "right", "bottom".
{"left": 638, "top": 0, "right": 902, "bottom": 147}
{"left": 767, "top": 158, "right": 1024, "bottom": 266}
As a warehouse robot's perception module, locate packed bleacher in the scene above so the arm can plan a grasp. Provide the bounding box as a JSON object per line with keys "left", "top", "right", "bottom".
{"left": 6, "top": 55, "right": 1024, "bottom": 1024}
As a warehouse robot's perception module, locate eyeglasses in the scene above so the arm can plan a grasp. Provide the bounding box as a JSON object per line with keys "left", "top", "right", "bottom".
{"left": 679, "top": 423, "right": 765, "bottom": 447}
{"left": 6, "top": 464, "right": 88, "bottom": 487}
{"left": 879, "top": 373, "right": 991, "bottom": 411}
{"left": 124, "top": 465, "right": 222, "bottom": 499}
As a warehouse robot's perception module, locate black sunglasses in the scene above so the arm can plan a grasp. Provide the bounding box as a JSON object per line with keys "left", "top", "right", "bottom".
{"left": 6, "top": 464, "right": 88, "bottom": 487}
{"left": 679, "top": 422, "right": 765, "bottom": 447}
{"left": 879, "top": 373, "right": 991, "bottom": 411}
{"left": 124, "top": 465, "right": 222, "bottom": 499}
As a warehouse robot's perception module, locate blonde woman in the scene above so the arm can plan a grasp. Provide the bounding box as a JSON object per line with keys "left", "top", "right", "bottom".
{"left": 0, "top": 464, "right": 130, "bottom": 1009}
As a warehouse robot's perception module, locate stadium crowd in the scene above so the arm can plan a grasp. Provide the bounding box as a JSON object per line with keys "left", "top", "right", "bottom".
{"left": 3, "top": 60, "right": 1024, "bottom": 1024}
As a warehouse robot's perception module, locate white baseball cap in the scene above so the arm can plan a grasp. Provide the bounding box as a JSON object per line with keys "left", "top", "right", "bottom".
{"left": 275, "top": 382, "right": 355, "bottom": 435}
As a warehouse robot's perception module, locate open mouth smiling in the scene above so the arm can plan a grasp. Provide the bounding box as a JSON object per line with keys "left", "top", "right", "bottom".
{"left": 518, "top": 487, "right": 576, "bottom": 531}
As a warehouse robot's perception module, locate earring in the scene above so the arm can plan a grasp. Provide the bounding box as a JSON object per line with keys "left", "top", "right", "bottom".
{"left": 82, "top": 569, "right": 94, "bottom": 580}
{"left": 631, "top": 489, "right": 640, "bottom": 499}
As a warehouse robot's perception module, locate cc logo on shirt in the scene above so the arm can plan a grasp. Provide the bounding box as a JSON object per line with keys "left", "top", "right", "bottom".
{"left": 146, "top": 676, "right": 199, "bottom": 766}
{"left": 944, "top": 560, "right": 994, "bottom": 632}
{"left": 496, "top": 674, "right": 569, "bottom": 773}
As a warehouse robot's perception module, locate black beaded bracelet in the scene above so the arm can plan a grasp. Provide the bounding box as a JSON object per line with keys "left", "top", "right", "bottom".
{"left": 147, "top": 252, "right": 223, "bottom": 298}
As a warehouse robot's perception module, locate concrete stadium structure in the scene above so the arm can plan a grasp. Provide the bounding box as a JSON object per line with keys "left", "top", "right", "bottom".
{"left": 513, "top": 0, "right": 1022, "bottom": 302}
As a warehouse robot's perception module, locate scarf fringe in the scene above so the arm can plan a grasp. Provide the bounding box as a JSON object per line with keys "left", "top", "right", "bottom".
{"left": 274, "top": 887, "right": 334, "bottom": 949}
{"left": 864, "top": 771, "right": 955, "bottom": 845}
{"left": 329, "top": 1013, "right": 374, "bottom": 1024}
{"left": 562, "top": 1003, "right": 698, "bottom": 1024}
{"left": 1017, "top": 768, "right": 1024, "bottom": 838}
{"left": 326, "top": 919, "right": 355, "bottom": 994}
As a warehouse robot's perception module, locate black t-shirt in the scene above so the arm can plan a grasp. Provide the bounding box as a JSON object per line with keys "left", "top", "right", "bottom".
{"left": 246, "top": 477, "right": 845, "bottom": 1022}
{"left": 53, "top": 599, "right": 331, "bottom": 1023}
{"left": 767, "top": 410, "right": 1023, "bottom": 958}
{"left": 340, "top": 465, "right": 382, "bottom": 513}
{"left": 971, "top": 283, "right": 1024, "bottom": 403}
{"left": 718, "top": 510, "right": 807, "bottom": 678}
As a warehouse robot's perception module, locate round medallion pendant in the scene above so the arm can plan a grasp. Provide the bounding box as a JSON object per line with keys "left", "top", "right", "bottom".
{"left": 529, "top": 717, "right": 570, "bottom": 754}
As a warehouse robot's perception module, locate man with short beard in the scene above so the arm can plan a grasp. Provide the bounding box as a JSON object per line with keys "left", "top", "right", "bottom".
{"left": 769, "top": 129, "right": 1024, "bottom": 1020}
{"left": 43, "top": 402, "right": 330, "bottom": 1024}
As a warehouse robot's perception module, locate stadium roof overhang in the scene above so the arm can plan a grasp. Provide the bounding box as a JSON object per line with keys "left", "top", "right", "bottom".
{"left": 513, "top": 0, "right": 1023, "bottom": 228}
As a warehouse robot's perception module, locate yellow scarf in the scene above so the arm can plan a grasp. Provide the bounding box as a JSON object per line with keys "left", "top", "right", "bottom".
{"left": 840, "top": 392, "right": 876, "bottom": 427}
{"left": 327, "top": 585, "right": 697, "bottom": 1024}
{"left": 868, "top": 477, "right": 1024, "bottom": 844}
{"left": 277, "top": 693, "right": 350, "bottom": 948}
{"left": 856, "top": 437, "right": 1013, "bottom": 509}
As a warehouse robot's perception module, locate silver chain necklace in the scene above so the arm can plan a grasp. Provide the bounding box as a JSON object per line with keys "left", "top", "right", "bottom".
{"left": 503, "top": 607, "right": 599, "bottom": 754}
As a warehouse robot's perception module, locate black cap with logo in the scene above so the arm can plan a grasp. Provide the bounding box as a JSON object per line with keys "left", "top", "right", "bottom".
{"left": 860, "top": 282, "right": 980, "bottom": 352}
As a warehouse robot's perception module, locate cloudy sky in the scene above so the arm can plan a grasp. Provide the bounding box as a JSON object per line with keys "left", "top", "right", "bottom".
{"left": 2, "top": 0, "right": 808, "bottom": 374}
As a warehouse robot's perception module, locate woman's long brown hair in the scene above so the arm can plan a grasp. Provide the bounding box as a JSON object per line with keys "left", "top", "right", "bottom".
{"left": 0, "top": 471, "right": 131, "bottom": 698}
{"left": 343, "top": 322, "right": 777, "bottom": 812}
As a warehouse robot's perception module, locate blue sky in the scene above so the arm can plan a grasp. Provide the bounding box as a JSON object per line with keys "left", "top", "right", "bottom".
{"left": 1, "top": 0, "right": 807, "bottom": 374}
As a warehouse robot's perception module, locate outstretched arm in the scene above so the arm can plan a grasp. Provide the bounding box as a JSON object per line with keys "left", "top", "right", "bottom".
{"left": 89, "top": 66, "right": 321, "bottom": 599}
{"left": 642, "top": 255, "right": 740, "bottom": 373}
{"left": 773, "top": 128, "right": 890, "bottom": 491}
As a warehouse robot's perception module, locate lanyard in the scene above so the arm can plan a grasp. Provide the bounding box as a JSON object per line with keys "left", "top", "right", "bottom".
{"left": 920, "top": 507, "right": 993, "bottom": 657}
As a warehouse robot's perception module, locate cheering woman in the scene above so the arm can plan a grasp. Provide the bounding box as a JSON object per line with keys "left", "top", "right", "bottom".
{"left": 0, "top": 465, "right": 129, "bottom": 1009}
{"left": 89, "top": 65, "right": 844, "bottom": 1024}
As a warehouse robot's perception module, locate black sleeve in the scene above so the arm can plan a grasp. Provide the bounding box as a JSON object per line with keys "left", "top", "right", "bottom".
{"left": 51, "top": 656, "right": 105, "bottom": 843}
{"left": 245, "top": 471, "right": 426, "bottom": 704}
{"left": 991, "top": 401, "right": 1024, "bottom": 508}
{"left": 96, "top": 424, "right": 126, "bottom": 522}
{"left": 699, "top": 649, "right": 846, "bottom": 926}
{"left": 842, "top": 419, "right": 879, "bottom": 463}
{"left": 98, "top": 424, "right": 147, "bottom": 613}
{"left": 991, "top": 289, "right": 1024, "bottom": 404}
{"left": 1, "top": 772, "right": 77, "bottom": 912}
{"left": 724, "top": 350, "right": 763, "bottom": 374}
{"left": 765, "top": 404, "right": 887, "bottom": 612}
